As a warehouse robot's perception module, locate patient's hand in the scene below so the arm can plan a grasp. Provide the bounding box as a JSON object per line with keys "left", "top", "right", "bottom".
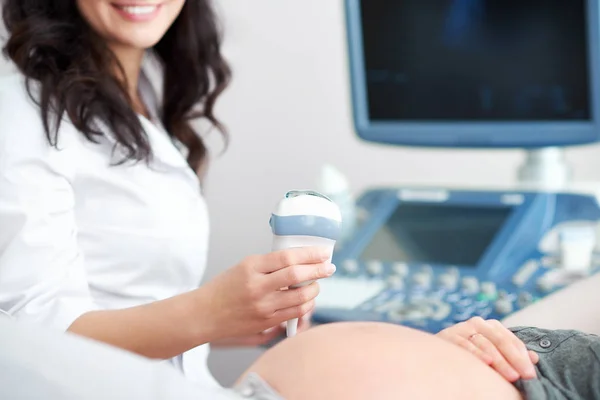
{"left": 436, "top": 317, "right": 539, "bottom": 383}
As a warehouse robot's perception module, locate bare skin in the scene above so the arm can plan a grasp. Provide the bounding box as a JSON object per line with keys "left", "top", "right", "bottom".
{"left": 240, "top": 322, "right": 524, "bottom": 400}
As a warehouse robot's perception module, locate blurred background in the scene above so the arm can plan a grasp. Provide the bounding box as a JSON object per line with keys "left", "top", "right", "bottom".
{"left": 4, "top": 0, "right": 600, "bottom": 386}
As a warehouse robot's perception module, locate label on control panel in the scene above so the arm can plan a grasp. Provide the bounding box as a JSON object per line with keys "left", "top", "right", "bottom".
{"left": 317, "top": 278, "right": 386, "bottom": 309}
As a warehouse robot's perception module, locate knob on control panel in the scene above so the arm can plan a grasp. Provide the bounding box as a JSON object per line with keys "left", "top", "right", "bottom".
{"left": 412, "top": 273, "right": 432, "bottom": 288}
{"left": 461, "top": 277, "right": 480, "bottom": 294}
{"left": 392, "top": 263, "right": 409, "bottom": 277}
{"left": 517, "top": 292, "right": 534, "bottom": 308}
{"left": 366, "top": 261, "right": 383, "bottom": 276}
{"left": 495, "top": 299, "right": 513, "bottom": 315}
{"left": 343, "top": 260, "right": 359, "bottom": 274}
{"left": 438, "top": 274, "right": 458, "bottom": 291}
{"left": 479, "top": 282, "right": 497, "bottom": 300}
{"left": 387, "top": 275, "right": 404, "bottom": 289}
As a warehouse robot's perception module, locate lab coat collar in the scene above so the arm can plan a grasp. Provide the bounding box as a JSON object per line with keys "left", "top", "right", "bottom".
{"left": 91, "top": 57, "right": 202, "bottom": 191}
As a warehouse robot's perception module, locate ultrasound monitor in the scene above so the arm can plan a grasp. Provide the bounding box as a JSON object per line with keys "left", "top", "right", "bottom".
{"left": 345, "top": 0, "right": 600, "bottom": 148}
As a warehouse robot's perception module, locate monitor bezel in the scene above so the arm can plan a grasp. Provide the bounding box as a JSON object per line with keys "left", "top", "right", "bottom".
{"left": 345, "top": 0, "right": 600, "bottom": 148}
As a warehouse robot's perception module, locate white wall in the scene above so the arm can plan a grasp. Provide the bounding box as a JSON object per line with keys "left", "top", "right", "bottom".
{"left": 204, "top": 0, "right": 600, "bottom": 385}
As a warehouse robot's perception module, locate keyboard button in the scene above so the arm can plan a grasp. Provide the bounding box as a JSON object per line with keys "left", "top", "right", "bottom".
{"left": 461, "top": 277, "right": 479, "bottom": 294}
{"left": 420, "top": 265, "right": 434, "bottom": 276}
{"left": 438, "top": 274, "right": 458, "bottom": 291}
{"left": 480, "top": 282, "right": 497, "bottom": 298}
{"left": 453, "top": 312, "right": 473, "bottom": 323}
{"left": 536, "top": 274, "right": 555, "bottom": 293}
{"left": 412, "top": 273, "right": 432, "bottom": 288}
{"left": 517, "top": 292, "right": 534, "bottom": 309}
{"left": 447, "top": 293, "right": 461, "bottom": 303}
{"left": 456, "top": 298, "right": 473, "bottom": 308}
{"left": 342, "top": 260, "right": 360, "bottom": 275}
{"left": 392, "top": 263, "right": 409, "bottom": 277}
{"left": 366, "top": 261, "right": 384, "bottom": 276}
{"left": 512, "top": 260, "right": 539, "bottom": 287}
{"left": 431, "top": 301, "right": 452, "bottom": 321}
{"left": 495, "top": 299, "right": 513, "bottom": 315}
{"left": 387, "top": 275, "right": 404, "bottom": 289}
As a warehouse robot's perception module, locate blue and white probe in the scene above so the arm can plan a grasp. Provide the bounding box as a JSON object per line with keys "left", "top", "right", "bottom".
{"left": 269, "top": 190, "right": 342, "bottom": 337}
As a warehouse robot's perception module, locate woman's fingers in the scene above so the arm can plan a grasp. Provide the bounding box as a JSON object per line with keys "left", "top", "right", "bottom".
{"left": 471, "top": 319, "right": 537, "bottom": 380}
{"left": 452, "top": 335, "right": 494, "bottom": 365}
{"left": 274, "top": 281, "right": 321, "bottom": 311}
{"left": 469, "top": 333, "right": 521, "bottom": 382}
{"left": 257, "top": 247, "right": 331, "bottom": 274}
{"left": 487, "top": 319, "right": 534, "bottom": 366}
{"left": 436, "top": 318, "right": 540, "bottom": 382}
{"left": 271, "top": 299, "right": 316, "bottom": 323}
{"left": 266, "top": 263, "right": 336, "bottom": 291}
{"left": 529, "top": 350, "right": 540, "bottom": 364}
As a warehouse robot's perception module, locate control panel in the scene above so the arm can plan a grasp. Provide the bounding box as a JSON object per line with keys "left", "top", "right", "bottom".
{"left": 312, "top": 187, "right": 600, "bottom": 333}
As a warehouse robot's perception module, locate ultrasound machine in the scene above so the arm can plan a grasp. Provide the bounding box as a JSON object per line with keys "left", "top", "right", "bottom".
{"left": 312, "top": 0, "right": 600, "bottom": 333}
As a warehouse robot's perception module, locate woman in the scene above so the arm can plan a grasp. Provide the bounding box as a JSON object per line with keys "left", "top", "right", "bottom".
{"left": 0, "top": 0, "right": 334, "bottom": 387}
{"left": 0, "top": 0, "right": 546, "bottom": 393}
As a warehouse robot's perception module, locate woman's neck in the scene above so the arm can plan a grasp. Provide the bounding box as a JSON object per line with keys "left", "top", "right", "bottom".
{"left": 109, "top": 44, "right": 148, "bottom": 117}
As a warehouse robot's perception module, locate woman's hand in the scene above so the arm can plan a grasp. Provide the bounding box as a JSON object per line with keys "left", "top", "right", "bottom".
{"left": 436, "top": 317, "right": 539, "bottom": 382}
{"left": 211, "top": 313, "right": 314, "bottom": 348}
{"left": 200, "top": 247, "right": 334, "bottom": 343}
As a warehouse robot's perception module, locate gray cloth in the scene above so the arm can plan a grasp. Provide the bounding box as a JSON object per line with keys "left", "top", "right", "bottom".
{"left": 511, "top": 327, "right": 600, "bottom": 400}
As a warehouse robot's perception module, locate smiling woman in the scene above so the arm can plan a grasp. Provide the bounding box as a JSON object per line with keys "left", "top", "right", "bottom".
{"left": 0, "top": 0, "right": 237, "bottom": 389}
{"left": 0, "top": 0, "right": 338, "bottom": 390}
{"left": 2, "top": 0, "right": 231, "bottom": 173}
{"left": 113, "top": 5, "right": 164, "bottom": 21}
{"left": 78, "top": 1, "right": 186, "bottom": 50}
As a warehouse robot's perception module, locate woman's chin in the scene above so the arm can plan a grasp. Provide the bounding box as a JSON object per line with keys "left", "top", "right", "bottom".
{"left": 109, "top": 35, "right": 165, "bottom": 52}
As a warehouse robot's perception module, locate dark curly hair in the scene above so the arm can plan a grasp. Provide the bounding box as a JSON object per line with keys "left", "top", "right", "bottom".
{"left": 2, "top": 0, "right": 231, "bottom": 173}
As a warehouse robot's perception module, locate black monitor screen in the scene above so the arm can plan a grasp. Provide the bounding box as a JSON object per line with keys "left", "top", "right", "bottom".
{"left": 360, "top": 0, "right": 591, "bottom": 121}
{"left": 360, "top": 203, "right": 513, "bottom": 266}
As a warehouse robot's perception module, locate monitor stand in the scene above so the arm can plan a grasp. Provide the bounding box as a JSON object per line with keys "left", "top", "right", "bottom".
{"left": 517, "top": 147, "right": 571, "bottom": 189}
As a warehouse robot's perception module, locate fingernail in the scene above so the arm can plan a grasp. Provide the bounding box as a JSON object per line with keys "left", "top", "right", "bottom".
{"left": 324, "top": 263, "right": 336, "bottom": 275}
{"left": 509, "top": 370, "right": 520, "bottom": 382}
{"left": 526, "top": 366, "right": 537, "bottom": 378}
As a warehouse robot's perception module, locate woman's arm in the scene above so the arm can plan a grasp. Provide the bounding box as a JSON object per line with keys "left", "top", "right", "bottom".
{"left": 68, "top": 288, "right": 217, "bottom": 359}
{"left": 0, "top": 78, "right": 99, "bottom": 331}
{"left": 69, "top": 246, "right": 334, "bottom": 359}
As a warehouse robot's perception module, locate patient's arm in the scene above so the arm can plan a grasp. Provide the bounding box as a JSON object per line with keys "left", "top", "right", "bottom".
{"left": 241, "top": 322, "right": 524, "bottom": 400}
{"left": 502, "top": 273, "right": 600, "bottom": 335}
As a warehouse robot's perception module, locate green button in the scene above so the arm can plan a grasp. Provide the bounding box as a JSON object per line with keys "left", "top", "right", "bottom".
{"left": 477, "top": 293, "right": 498, "bottom": 302}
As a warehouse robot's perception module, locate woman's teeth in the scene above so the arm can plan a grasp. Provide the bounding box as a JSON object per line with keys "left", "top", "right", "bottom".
{"left": 116, "top": 5, "right": 158, "bottom": 15}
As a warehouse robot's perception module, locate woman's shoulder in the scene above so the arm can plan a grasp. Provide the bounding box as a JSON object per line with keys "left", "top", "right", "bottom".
{"left": 0, "top": 72, "right": 80, "bottom": 157}
{"left": 0, "top": 72, "right": 45, "bottom": 122}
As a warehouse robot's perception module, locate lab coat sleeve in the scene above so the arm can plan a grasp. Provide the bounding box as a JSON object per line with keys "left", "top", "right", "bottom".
{"left": 0, "top": 78, "right": 99, "bottom": 331}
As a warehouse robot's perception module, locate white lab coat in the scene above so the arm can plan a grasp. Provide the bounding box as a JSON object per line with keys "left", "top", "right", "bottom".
{"left": 0, "top": 64, "right": 218, "bottom": 387}
{"left": 0, "top": 318, "right": 235, "bottom": 400}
